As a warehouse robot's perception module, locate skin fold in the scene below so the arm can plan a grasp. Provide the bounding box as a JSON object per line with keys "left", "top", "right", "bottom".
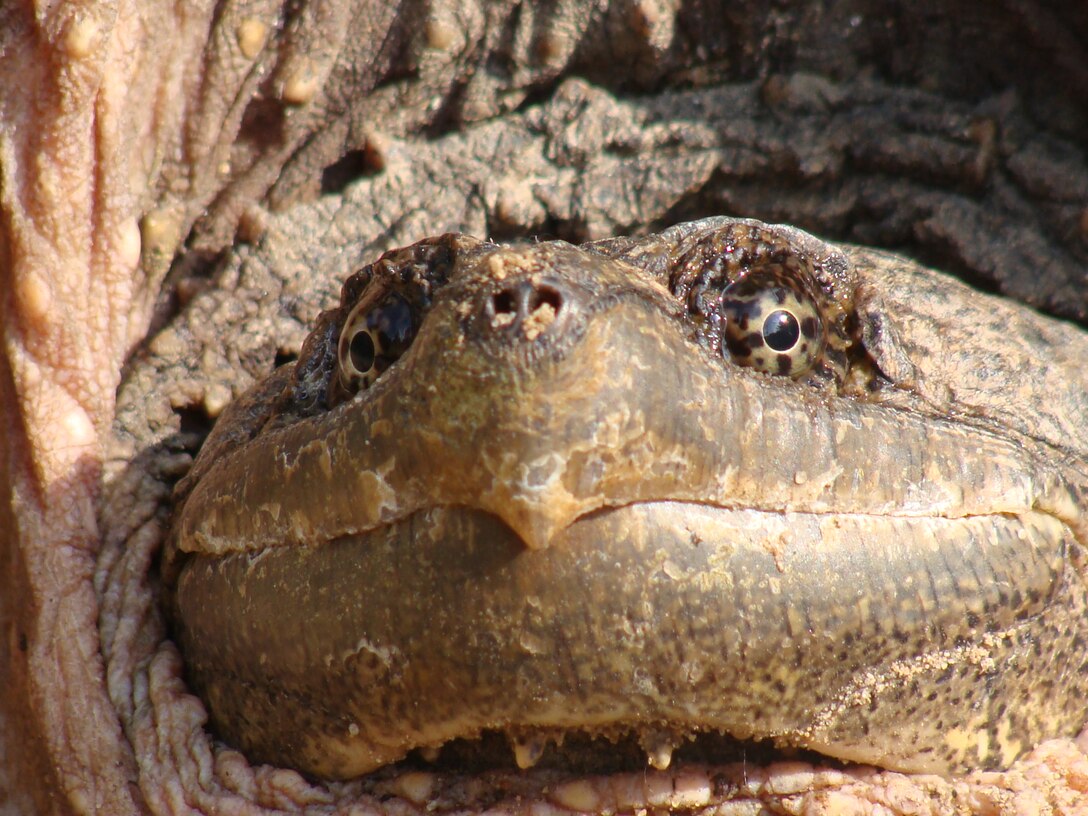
{"left": 2, "top": 2, "right": 1088, "bottom": 815}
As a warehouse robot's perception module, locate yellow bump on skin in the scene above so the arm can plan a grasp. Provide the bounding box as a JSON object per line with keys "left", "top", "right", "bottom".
{"left": 550, "top": 779, "right": 601, "bottom": 812}
{"left": 66, "top": 789, "right": 93, "bottom": 816}
{"left": 424, "top": 19, "right": 456, "bottom": 51}
{"left": 16, "top": 274, "right": 52, "bottom": 328}
{"left": 661, "top": 559, "right": 683, "bottom": 580}
{"left": 517, "top": 631, "right": 547, "bottom": 656}
{"left": 280, "top": 58, "right": 320, "bottom": 105}
{"left": 118, "top": 218, "right": 142, "bottom": 271}
{"left": 64, "top": 15, "right": 101, "bottom": 59}
{"left": 236, "top": 206, "right": 269, "bottom": 244}
{"left": 236, "top": 18, "right": 269, "bottom": 60}
{"left": 61, "top": 405, "right": 96, "bottom": 451}
{"left": 203, "top": 384, "right": 233, "bottom": 418}
{"left": 392, "top": 771, "right": 436, "bottom": 804}
{"left": 24, "top": 390, "right": 99, "bottom": 483}
{"left": 360, "top": 132, "right": 388, "bottom": 173}
{"left": 175, "top": 277, "right": 202, "bottom": 307}
{"left": 140, "top": 208, "right": 181, "bottom": 260}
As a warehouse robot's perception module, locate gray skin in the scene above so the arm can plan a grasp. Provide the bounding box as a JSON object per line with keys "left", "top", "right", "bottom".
{"left": 167, "top": 218, "right": 1088, "bottom": 782}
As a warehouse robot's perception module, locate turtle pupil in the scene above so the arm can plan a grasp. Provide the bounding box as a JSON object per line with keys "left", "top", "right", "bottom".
{"left": 349, "top": 330, "right": 377, "bottom": 373}
{"left": 763, "top": 310, "right": 800, "bottom": 351}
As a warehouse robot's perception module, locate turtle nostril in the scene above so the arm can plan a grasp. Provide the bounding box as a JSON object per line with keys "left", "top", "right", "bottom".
{"left": 530, "top": 285, "right": 563, "bottom": 316}
{"left": 492, "top": 289, "right": 518, "bottom": 316}
{"left": 485, "top": 279, "right": 569, "bottom": 337}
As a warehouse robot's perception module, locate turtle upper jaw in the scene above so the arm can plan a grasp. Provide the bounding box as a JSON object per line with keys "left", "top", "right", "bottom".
{"left": 177, "top": 258, "right": 1061, "bottom": 559}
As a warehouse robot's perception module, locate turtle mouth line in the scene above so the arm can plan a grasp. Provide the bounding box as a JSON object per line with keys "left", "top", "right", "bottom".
{"left": 345, "top": 496, "right": 1051, "bottom": 555}
{"left": 378, "top": 724, "right": 849, "bottom": 778}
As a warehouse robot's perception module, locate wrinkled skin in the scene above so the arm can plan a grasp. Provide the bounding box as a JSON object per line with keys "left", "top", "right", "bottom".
{"left": 2, "top": 2, "right": 1088, "bottom": 815}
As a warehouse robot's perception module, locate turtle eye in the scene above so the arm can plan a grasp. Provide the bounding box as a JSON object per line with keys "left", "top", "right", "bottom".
{"left": 720, "top": 274, "right": 825, "bottom": 377}
{"left": 337, "top": 294, "right": 415, "bottom": 394}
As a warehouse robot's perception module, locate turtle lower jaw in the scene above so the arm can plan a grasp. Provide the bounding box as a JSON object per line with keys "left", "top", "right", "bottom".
{"left": 174, "top": 499, "right": 1084, "bottom": 780}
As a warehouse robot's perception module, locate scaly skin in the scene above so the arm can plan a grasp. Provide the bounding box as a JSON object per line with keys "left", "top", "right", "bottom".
{"left": 166, "top": 218, "right": 1088, "bottom": 786}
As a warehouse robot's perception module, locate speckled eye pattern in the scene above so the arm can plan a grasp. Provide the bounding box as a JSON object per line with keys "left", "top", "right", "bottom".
{"left": 337, "top": 294, "right": 415, "bottom": 392}
{"left": 720, "top": 270, "right": 825, "bottom": 376}
{"left": 668, "top": 225, "right": 849, "bottom": 384}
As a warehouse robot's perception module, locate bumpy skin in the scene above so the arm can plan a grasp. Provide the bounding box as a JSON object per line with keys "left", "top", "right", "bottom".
{"left": 167, "top": 218, "right": 1088, "bottom": 781}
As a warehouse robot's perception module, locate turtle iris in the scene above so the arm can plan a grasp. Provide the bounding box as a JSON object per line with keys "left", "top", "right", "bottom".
{"left": 720, "top": 273, "right": 825, "bottom": 377}
{"left": 337, "top": 294, "right": 415, "bottom": 393}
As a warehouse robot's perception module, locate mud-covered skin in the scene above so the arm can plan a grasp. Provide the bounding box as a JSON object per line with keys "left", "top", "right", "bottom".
{"left": 166, "top": 217, "right": 1088, "bottom": 783}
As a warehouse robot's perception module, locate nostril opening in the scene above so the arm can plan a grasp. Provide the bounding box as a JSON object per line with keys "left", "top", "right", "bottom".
{"left": 530, "top": 285, "right": 563, "bottom": 314}
{"left": 487, "top": 282, "right": 566, "bottom": 334}
{"left": 492, "top": 290, "right": 517, "bottom": 315}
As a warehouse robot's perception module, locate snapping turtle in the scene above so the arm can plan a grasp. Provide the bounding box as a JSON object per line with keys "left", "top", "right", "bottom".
{"left": 165, "top": 217, "right": 1088, "bottom": 782}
